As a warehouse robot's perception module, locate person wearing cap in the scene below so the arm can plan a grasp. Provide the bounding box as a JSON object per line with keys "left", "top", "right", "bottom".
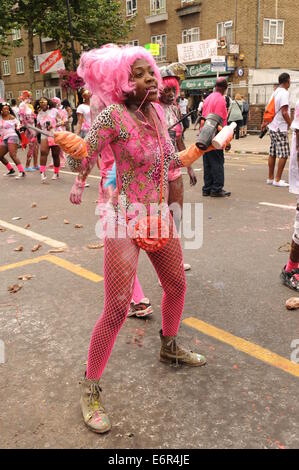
{"left": 201, "top": 77, "right": 231, "bottom": 197}
{"left": 280, "top": 100, "right": 299, "bottom": 290}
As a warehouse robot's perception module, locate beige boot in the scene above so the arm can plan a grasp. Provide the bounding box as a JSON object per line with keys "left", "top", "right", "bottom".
{"left": 159, "top": 329, "right": 207, "bottom": 367}
{"left": 80, "top": 377, "right": 111, "bottom": 434}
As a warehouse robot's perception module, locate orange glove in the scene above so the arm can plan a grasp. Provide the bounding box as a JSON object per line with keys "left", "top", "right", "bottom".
{"left": 178, "top": 144, "right": 214, "bottom": 167}
{"left": 54, "top": 131, "right": 88, "bottom": 159}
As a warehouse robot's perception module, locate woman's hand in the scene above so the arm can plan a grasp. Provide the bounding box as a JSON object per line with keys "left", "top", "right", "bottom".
{"left": 70, "top": 176, "right": 85, "bottom": 205}
{"left": 187, "top": 166, "right": 197, "bottom": 186}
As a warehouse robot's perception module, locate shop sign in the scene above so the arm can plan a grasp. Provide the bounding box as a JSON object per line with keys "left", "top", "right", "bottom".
{"left": 211, "top": 56, "right": 226, "bottom": 72}
{"left": 187, "top": 63, "right": 213, "bottom": 77}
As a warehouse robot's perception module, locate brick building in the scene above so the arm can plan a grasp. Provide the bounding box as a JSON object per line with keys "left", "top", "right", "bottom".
{"left": 123, "top": 0, "right": 299, "bottom": 111}
{"left": 0, "top": 29, "right": 65, "bottom": 103}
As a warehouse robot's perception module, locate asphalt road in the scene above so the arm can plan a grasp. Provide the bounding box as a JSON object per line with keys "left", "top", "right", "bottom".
{"left": 0, "top": 133, "right": 298, "bottom": 449}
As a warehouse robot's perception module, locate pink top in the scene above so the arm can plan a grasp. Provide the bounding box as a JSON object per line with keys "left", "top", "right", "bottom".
{"left": 0, "top": 117, "right": 19, "bottom": 139}
{"left": 202, "top": 91, "right": 228, "bottom": 126}
{"left": 85, "top": 103, "right": 181, "bottom": 212}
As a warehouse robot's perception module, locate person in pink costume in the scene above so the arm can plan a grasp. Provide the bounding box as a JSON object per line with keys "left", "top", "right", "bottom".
{"left": 69, "top": 45, "right": 209, "bottom": 434}
{"left": 36, "top": 97, "right": 63, "bottom": 183}
{"left": 52, "top": 96, "right": 68, "bottom": 168}
{"left": 90, "top": 93, "right": 153, "bottom": 318}
{"left": 0, "top": 102, "right": 25, "bottom": 178}
{"left": 18, "top": 91, "right": 39, "bottom": 171}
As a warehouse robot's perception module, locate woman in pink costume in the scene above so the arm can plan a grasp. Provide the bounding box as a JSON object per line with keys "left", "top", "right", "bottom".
{"left": 37, "top": 97, "right": 63, "bottom": 183}
{"left": 0, "top": 102, "right": 25, "bottom": 178}
{"left": 90, "top": 93, "right": 153, "bottom": 318}
{"left": 18, "top": 90, "right": 39, "bottom": 172}
{"left": 52, "top": 97, "right": 68, "bottom": 168}
{"left": 69, "top": 45, "right": 208, "bottom": 434}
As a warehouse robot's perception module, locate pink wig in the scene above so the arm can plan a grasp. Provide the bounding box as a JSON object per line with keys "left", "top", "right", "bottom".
{"left": 162, "top": 76, "right": 180, "bottom": 98}
{"left": 52, "top": 97, "right": 61, "bottom": 107}
{"left": 77, "top": 44, "right": 162, "bottom": 107}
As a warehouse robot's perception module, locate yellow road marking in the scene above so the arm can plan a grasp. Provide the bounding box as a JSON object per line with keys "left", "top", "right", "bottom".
{"left": 46, "top": 255, "right": 103, "bottom": 282}
{"left": 0, "top": 220, "right": 67, "bottom": 249}
{"left": 0, "top": 255, "right": 103, "bottom": 283}
{"left": 0, "top": 255, "right": 49, "bottom": 273}
{"left": 183, "top": 317, "right": 299, "bottom": 378}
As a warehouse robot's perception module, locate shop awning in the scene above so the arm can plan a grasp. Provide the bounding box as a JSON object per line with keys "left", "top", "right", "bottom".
{"left": 180, "top": 77, "right": 218, "bottom": 90}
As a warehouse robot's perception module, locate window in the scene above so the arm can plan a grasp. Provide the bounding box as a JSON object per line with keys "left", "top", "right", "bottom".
{"left": 36, "top": 90, "right": 43, "bottom": 100}
{"left": 15, "top": 57, "right": 24, "bottom": 74}
{"left": 150, "top": 0, "right": 166, "bottom": 15}
{"left": 45, "top": 87, "right": 62, "bottom": 99}
{"left": 151, "top": 34, "right": 167, "bottom": 62}
{"left": 6, "top": 91, "right": 13, "bottom": 101}
{"left": 2, "top": 60, "right": 10, "bottom": 76}
{"left": 217, "top": 20, "right": 233, "bottom": 45}
{"left": 128, "top": 40, "right": 139, "bottom": 47}
{"left": 126, "top": 0, "right": 137, "bottom": 16}
{"left": 34, "top": 55, "right": 39, "bottom": 72}
{"left": 182, "top": 27, "right": 200, "bottom": 43}
{"left": 12, "top": 29, "right": 21, "bottom": 41}
{"left": 263, "top": 19, "right": 284, "bottom": 44}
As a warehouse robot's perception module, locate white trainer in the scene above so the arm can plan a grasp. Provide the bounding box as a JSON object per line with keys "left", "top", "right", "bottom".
{"left": 41, "top": 172, "right": 47, "bottom": 183}
{"left": 52, "top": 173, "right": 59, "bottom": 180}
{"left": 273, "top": 180, "right": 289, "bottom": 187}
{"left": 266, "top": 179, "right": 273, "bottom": 185}
{"left": 184, "top": 263, "right": 191, "bottom": 271}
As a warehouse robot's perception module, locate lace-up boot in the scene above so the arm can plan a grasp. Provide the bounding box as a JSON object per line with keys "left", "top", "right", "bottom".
{"left": 159, "top": 329, "right": 207, "bottom": 367}
{"left": 80, "top": 377, "right": 111, "bottom": 433}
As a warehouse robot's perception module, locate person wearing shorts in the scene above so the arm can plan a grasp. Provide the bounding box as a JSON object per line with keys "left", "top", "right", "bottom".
{"left": 267, "top": 73, "right": 292, "bottom": 187}
{"left": 0, "top": 102, "right": 25, "bottom": 178}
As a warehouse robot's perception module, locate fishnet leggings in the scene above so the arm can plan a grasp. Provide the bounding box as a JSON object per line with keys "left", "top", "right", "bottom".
{"left": 86, "top": 231, "right": 186, "bottom": 380}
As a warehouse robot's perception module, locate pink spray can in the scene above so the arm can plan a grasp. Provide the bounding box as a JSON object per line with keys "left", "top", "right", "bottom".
{"left": 212, "top": 122, "right": 237, "bottom": 149}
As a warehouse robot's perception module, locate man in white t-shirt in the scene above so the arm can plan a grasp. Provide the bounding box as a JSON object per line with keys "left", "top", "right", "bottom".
{"left": 267, "top": 73, "right": 292, "bottom": 187}
{"left": 178, "top": 91, "right": 189, "bottom": 136}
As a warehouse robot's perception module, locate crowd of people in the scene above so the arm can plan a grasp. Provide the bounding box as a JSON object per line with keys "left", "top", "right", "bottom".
{"left": 1, "top": 44, "right": 298, "bottom": 436}
{"left": 0, "top": 90, "right": 88, "bottom": 182}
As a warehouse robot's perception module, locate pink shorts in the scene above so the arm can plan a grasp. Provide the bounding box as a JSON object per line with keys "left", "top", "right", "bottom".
{"left": 168, "top": 167, "right": 182, "bottom": 182}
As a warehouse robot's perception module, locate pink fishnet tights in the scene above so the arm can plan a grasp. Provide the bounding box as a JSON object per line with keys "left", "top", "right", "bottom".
{"left": 86, "top": 233, "right": 186, "bottom": 380}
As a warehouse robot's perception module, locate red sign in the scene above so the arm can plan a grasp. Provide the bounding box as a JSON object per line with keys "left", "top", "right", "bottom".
{"left": 40, "top": 50, "right": 62, "bottom": 74}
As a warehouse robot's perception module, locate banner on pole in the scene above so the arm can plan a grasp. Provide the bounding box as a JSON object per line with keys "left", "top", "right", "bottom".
{"left": 38, "top": 50, "right": 65, "bottom": 74}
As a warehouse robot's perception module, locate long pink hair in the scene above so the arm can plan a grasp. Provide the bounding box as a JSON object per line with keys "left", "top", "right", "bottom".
{"left": 77, "top": 44, "right": 162, "bottom": 107}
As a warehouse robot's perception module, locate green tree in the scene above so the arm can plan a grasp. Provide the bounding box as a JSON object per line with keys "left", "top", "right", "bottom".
{"left": 42, "top": 0, "right": 133, "bottom": 69}
{"left": 0, "top": 0, "right": 132, "bottom": 92}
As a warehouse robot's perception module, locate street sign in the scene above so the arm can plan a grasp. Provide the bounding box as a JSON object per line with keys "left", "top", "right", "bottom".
{"left": 211, "top": 56, "right": 226, "bottom": 72}
{"left": 145, "top": 43, "right": 160, "bottom": 56}
{"left": 38, "top": 50, "right": 65, "bottom": 74}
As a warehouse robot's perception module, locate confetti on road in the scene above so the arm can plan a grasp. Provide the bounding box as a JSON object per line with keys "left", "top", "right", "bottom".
{"left": 0, "top": 227, "right": 6, "bottom": 232}
{"left": 87, "top": 243, "right": 104, "bottom": 249}
{"left": 12, "top": 217, "right": 21, "bottom": 221}
{"left": 14, "top": 245, "right": 24, "bottom": 252}
{"left": 64, "top": 219, "right": 70, "bottom": 224}
{"left": 31, "top": 203, "right": 37, "bottom": 208}
{"left": 285, "top": 297, "right": 299, "bottom": 310}
{"left": 8, "top": 284, "right": 22, "bottom": 294}
{"left": 48, "top": 248, "right": 65, "bottom": 253}
{"left": 32, "top": 244, "right": 42, "bottom": 252}
{"left": 75, "top": 224, "right": 83, "bottom": 228}
{"left": 39, "top": 216, "right": 48, "bottom": 220}
{"left": 24, "top": 224, "right": 31, "bottom": 229}
{"left": 18, "top": 274, "right": 35, "bottom": 281}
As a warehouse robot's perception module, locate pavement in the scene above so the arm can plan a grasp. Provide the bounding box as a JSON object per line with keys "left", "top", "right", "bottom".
{"left": 0, "top": 140, "right": 299, "bottom": 449}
